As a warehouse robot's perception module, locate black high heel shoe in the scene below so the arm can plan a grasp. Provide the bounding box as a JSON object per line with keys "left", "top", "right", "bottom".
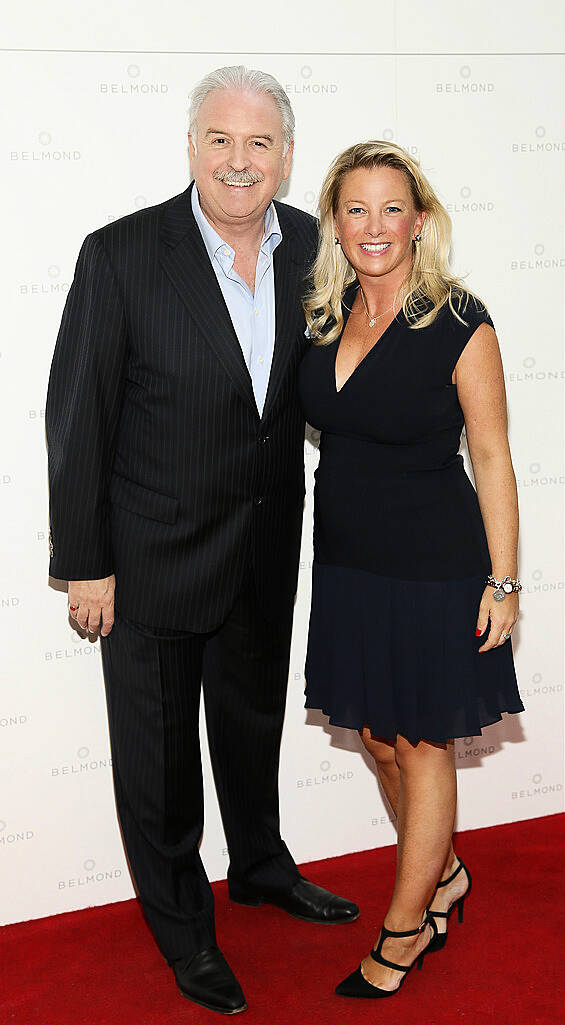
{"left": 427, "top": 856, "right": 472, "bottom": 952}
{"left": 335, "top": 911, "right": 437, "bottom": 999}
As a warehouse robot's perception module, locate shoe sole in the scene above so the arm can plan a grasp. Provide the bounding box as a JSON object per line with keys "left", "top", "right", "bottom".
{"left": 335, "top": 988, "right": 399, "bottom": 998}
{"left": 177, "top": 989, "right": 248, "bottom": 1015}
{"left": 229, "top": 895, "right": 360, "bottom": 924}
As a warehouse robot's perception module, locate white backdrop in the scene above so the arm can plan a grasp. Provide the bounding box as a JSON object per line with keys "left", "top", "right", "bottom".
{"left": 1, "top": 0, "right": 563, "bottom": 926}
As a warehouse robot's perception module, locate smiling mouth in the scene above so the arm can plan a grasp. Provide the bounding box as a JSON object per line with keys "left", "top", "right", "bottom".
{"left": 223, "top": 181, "right": 255, "bottom": 188}
{"left": 360, "top": 242, "right": 391, "bottom": 253}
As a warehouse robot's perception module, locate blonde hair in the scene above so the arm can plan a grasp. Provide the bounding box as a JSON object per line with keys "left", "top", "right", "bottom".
{"left": 304, "top": 140, "right": 486, "bottom": 344}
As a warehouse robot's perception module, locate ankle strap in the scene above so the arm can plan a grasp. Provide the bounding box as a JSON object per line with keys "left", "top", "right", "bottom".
{"left": 436, "top": 858, "right": 464, "bottom": 888}
{"left": 380, "top": 921, "right": 428, "bottom": 939}
{"left": 370, "top": 914, "right": 430, "bottom": 972}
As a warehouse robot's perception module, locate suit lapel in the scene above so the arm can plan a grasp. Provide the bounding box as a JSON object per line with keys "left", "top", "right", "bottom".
{"left": 261, "top": 213, "right": 305, "bottom": 423}
{"left": 159, "top": 185, "right": 258, "bottom": 417}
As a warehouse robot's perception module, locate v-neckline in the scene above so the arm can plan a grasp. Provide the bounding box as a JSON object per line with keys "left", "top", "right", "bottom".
{"left": 334, "top": 287, "right": 402, "bottom": 394}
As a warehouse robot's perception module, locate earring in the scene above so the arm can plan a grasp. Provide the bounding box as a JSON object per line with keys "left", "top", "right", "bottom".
{"left": 413, "top": 234, "right": 422, "bottom": 242}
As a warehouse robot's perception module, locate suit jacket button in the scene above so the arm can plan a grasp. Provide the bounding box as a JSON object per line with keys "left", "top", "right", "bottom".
{"left": 254, "top": 496, "right": 263, "bottom": 506}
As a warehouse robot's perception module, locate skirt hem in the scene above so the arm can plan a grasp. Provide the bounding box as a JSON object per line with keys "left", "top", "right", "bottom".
{"left": 304, "top": 701, "right": 525, "bottom": 746}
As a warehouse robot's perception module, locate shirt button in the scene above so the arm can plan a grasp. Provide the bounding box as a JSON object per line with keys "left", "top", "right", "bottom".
{"left": 223, "top": 248, "right": 229, "bottom": 255}
{"left": 254, "top": 496, "right": 263, "bottom": 506}
{"left": 258, "top": 356, "right": 264, "bottom": 364}
{"left": 254, "top": 308, "right": 259, "bottom": 316}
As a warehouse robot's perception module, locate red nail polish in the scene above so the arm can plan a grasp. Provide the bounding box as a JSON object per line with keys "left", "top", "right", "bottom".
{"left": 475, "top": 628, "right": 482, "bottom": 636}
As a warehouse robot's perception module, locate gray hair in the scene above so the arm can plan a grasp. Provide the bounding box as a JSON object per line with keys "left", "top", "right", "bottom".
{"left": 189, "top": 65, "right": 295, "bottom": 152}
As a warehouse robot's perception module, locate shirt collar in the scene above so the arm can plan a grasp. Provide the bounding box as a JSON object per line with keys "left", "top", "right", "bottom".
{"left": 261, "top": 202, "right": 282, "bottom": 256}
{"left": 191, "top": 184, "right": 282, "bottom": 265}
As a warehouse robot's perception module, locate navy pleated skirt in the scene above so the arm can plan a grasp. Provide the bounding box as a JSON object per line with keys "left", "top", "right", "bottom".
{"left": 304, "top": 563, "right": 524, "bottom": 744}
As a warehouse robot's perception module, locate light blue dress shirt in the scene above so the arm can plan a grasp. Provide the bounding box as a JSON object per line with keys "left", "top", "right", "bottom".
{"left": 191, "top": 185, "right": 282, "bottom": 416}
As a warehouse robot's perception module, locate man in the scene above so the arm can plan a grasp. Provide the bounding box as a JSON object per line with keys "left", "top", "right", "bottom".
{"left": 45, "top": 66, "right": 358, "bottom": 1016}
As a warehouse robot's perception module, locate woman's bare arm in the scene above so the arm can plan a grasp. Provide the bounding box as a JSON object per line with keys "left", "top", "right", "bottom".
{"left": 454, "top": 322, "right": 520, "bottom": 652}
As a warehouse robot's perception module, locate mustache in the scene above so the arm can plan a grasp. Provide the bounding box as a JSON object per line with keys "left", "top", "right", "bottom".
{"left": 212, "top": 168, "right": 265, "bottom": 185}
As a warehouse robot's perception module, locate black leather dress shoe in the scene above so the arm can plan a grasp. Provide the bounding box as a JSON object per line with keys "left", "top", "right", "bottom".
{"left": 172, "top": 946, "right": 247, "bottom": 1015}
{"left": 229, "top": 875, "right": 360, "bottom": 924}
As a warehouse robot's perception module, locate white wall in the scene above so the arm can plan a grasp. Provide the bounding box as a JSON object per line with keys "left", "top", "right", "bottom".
{"left": 1, "top": 0, "right": 563, "bottom": 925}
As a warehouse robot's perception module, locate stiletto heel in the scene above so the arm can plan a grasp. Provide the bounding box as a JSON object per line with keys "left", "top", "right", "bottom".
{"left": 427, "top": 856, "right": 472, "bottom": 953}
{"left": 335, "top": 911, "right": 436, "bottom": 998}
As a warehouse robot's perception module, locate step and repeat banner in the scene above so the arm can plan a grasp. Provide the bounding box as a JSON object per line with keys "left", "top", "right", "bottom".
{"left": 1, "top": 0, "right": 563, "bottom": 925}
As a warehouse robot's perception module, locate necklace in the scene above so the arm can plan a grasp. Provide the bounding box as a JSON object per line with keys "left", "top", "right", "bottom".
{"left": 359, "top": 287, "right": 396, "bottom": 328}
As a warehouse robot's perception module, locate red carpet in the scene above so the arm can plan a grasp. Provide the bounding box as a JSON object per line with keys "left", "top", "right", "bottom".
{"left": 2, "top": 814, "right": 563, "bottom": 1025}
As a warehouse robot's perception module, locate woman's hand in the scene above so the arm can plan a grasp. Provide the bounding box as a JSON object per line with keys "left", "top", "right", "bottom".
{"left": 476, "top": 586, "right": 519, "bottom": 653}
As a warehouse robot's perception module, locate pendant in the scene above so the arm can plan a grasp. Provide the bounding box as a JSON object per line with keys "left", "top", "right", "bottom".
{"left": 493, "top": 588, "right": 506, "bottom": 602}
{"left": 368, "top": 317, "right": 377, "bottom": 327}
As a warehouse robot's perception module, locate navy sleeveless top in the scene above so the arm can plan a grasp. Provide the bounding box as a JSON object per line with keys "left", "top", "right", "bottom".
{"left": 298, "top": 286, "right": 495, "bottom": 581}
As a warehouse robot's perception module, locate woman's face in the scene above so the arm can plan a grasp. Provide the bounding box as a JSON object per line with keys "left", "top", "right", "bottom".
{"left": 334, "top": 165, "right": 426, "bottom": 286}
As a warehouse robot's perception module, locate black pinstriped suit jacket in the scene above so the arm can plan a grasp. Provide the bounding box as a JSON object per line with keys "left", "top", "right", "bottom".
{"left": 46, "top": 182, "right": 318, "bottom": 631}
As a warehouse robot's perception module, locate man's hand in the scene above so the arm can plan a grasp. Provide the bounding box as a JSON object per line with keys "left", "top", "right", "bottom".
{"left": 68, "top": 575, "right": 115, "bottom": 636}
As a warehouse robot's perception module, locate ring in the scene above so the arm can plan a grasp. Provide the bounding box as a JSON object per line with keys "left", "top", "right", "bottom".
{"left": 503, "top": 633, "right": 511, "bottom": 640}
{"left": 69, "top": 604, "right": 79, "bottom": 612}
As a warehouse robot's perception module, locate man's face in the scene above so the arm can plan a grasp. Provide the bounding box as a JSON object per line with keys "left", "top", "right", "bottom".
{"left": 188, "top": 87, "right": 293, "bottom": 230}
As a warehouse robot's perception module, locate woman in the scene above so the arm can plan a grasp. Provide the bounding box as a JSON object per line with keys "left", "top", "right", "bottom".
{"left": 298, "top": 141, "right": 524, "bottom": 999}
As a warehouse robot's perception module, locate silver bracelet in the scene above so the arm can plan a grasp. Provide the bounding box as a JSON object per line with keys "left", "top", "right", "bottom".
{"left": 486, "top": 574, "right": 522, "bottom": 602}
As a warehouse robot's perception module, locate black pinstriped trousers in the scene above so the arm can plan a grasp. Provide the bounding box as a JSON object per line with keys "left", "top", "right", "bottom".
{"left": 100, "top": 570, "right": 299, "bottom": 962}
